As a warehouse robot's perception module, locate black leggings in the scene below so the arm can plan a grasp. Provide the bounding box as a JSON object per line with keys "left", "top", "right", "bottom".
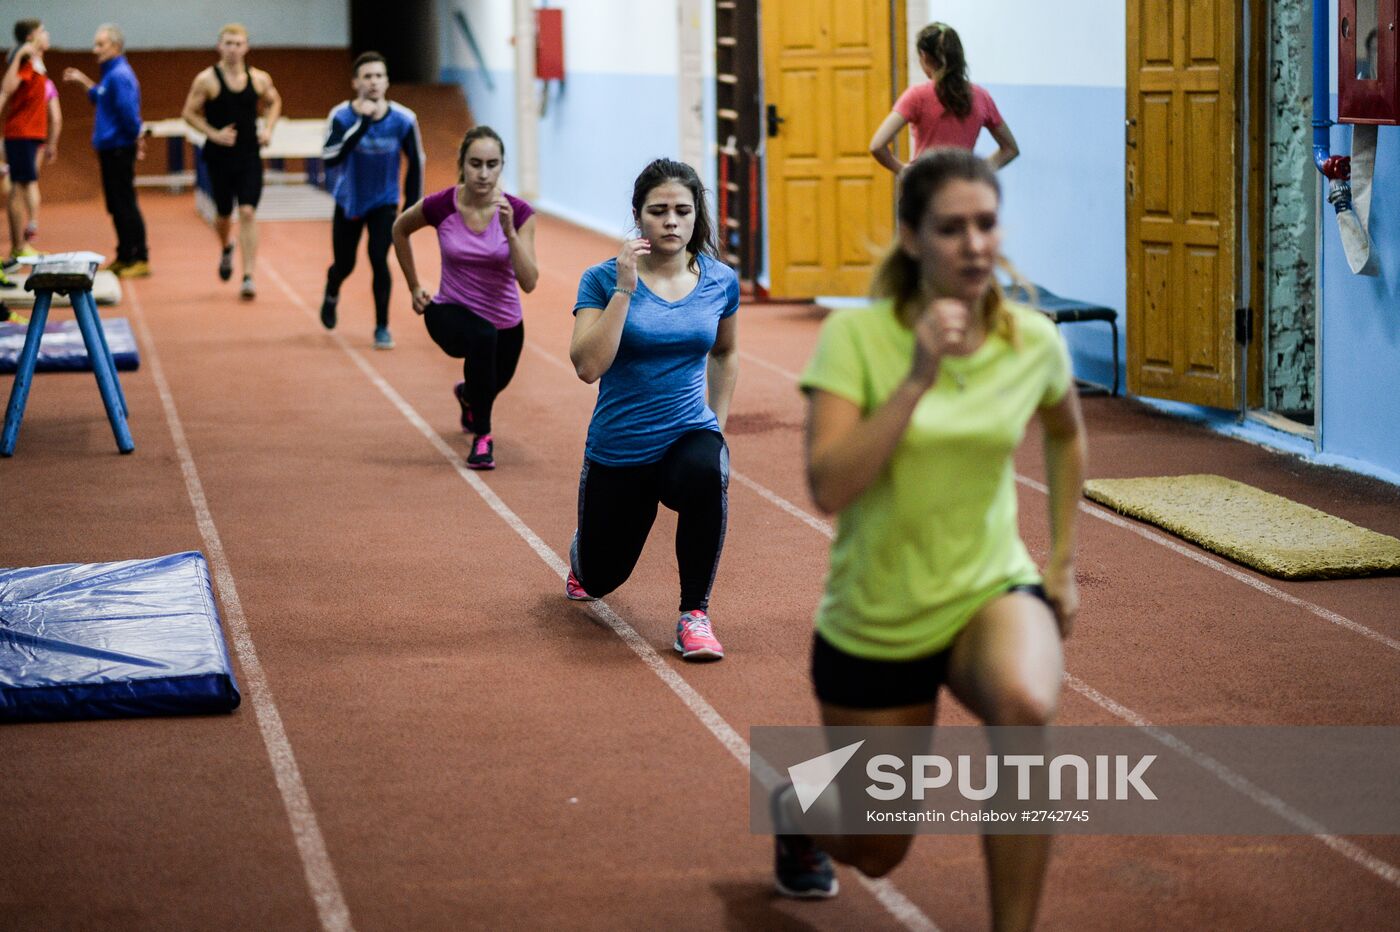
{"left": 422, "top": 302, "right": 523, "bottom": 436}
{"left": 571, "top": 429, "right": 729, "bottom": 613}
{"left": 325, "top": 204, "right": 397, "bottom": 329}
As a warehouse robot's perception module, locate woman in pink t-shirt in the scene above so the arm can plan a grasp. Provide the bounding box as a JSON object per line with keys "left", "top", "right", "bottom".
{"left": 869, "top": 22, "right": 1018, "bottom": 175}
{"left": 392, "top": 125, "right": 539, "bottom": 470}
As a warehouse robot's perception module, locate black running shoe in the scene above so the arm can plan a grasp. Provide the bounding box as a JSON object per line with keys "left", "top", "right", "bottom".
{"left": 219, "top": 245, "right": 234, "bottom": 282}
{"left": 320, "top": 293, "right": 337, "bottom": 330}
{"left": 772, "top": 784, "right": 839, "bottom": 899}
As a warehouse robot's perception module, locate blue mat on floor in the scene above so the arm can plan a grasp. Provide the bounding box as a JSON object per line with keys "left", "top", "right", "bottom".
{"left": 0, "top": 552, "right": 241, "bottom": 723}
{"left": 0, "top": 317, "right": 140, "bottom": 374}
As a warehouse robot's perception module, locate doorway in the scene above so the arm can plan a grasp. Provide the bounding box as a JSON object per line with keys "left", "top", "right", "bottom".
{"left": 760, "top": 0, "right": 905, "bottom": 298}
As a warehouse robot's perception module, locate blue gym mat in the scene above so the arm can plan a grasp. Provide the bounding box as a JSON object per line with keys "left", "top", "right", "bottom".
{"left": 0, "top": 552, "right": 241, "bottom": 723}
{"left": 0, "top": 317, "right": 140, "bottom": 374}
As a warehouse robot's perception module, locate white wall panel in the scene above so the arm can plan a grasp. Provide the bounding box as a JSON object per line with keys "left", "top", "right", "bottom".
{"left": 445, "top": 0, "right": 517, "bottom": 71}
{"left": 554, "top": 0, "right": 680, "bottom": 76}
{"left": 925, "top": 0, "right": 1125, "bottom": 87}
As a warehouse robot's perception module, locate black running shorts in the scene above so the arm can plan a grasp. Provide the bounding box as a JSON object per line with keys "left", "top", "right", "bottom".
{"left": 205, "top": 152, "right": 263, "bottom": 216}
{"left": 811, "top": 584, "right": 1053, "bottom": 709}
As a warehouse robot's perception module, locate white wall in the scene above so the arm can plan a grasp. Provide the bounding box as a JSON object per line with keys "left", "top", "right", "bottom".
{"left": 441, "top": 0, "right": 714, "bottom": 235}
{"left": 443, "top": 0, "right": 514, "bottom": 71}
{"left": 908, "top": 1, "right": 1127, "bottom": 392}
{"left": 5, "top": 0, "right": 349, "bottom": 49}
{"left": 924, "top": 0, "right": 1124, "bottom": 87}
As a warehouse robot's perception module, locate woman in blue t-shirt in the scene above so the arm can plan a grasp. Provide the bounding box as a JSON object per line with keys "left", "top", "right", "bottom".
{"left": 567, "top": 158, "right": 740, "bottom": 661}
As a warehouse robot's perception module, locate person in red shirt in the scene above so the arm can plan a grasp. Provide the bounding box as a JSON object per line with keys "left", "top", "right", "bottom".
{"left": 0, "top": 19, "right": 58, "bottom": 264}
{"left": 869, "top": 22, "right": 1018, "bottom": 176}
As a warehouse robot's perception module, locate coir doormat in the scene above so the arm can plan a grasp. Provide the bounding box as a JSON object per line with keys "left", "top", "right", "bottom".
{"left": 1083, "top": 474, "right": 1400, "bottom": 580}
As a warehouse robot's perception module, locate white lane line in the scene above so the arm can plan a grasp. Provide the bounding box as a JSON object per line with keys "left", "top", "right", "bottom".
{"left": 266, "top": 267, "right": 940, "bottom": 931}
{"left": 127, "top": 282, "right": 354, "bottom": 932}
{"left": 1065, "top": 675, "right": 1400, "bottom": 887}
{"left": 743, "top": 347, "right": 1397, "bottom": 653}
{"left": 708, "top": 360, "right": 1400, "bottom": 889}
{"left": 731, "top": 471, "right": 834, "bottom": 538}
{"left": 739, "top": 350, "right": 802, "bottom": 382}
{"left": 1015, "top": 475, "right": 1400, "bottom": 653}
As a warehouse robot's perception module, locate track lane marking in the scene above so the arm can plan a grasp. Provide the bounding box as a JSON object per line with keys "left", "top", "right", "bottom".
{"left": 129, "top": 281, "right": 355, "bottom": 932}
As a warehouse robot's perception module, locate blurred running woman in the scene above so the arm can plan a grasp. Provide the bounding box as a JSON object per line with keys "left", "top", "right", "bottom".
{"left": 772, "top": 151, "right": 1085, "bottom": 930}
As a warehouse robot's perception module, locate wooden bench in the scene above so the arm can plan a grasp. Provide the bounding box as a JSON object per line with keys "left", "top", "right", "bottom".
{"left": 1, "top": 257, "right": 133, "bottom": 456}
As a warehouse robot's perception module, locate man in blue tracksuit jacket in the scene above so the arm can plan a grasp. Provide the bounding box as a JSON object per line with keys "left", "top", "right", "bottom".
{"left": 62, "top": 23, "right": 148, "bottom": 275}
{"left": 319, "top": 50, "right": 424, "bottom": 349}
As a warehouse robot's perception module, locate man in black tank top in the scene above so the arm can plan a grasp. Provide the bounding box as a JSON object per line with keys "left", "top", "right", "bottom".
{"left": 181, "top": 23, "right": 282, "bottom": 299}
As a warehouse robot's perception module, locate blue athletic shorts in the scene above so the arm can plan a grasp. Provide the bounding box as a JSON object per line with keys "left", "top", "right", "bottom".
{"left": 4, "top": 138, "right": 42, "bottom": 184}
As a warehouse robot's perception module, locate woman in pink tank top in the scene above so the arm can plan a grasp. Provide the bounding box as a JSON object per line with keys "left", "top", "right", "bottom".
{"left": 392, "top": 125, "right": 539, "bottom": 470}
{"left": 869, "top": 22, "right": 1019, "bottom": 175}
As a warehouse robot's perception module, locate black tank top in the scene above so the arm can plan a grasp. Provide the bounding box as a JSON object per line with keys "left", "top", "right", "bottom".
{"left": 204, "top": 64, "right": 260, "bottom": 159}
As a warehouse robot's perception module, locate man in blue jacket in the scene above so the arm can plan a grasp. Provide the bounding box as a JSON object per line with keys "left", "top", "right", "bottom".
{"left": 320, "top": 51, "right": 424, "bottom": 349}
{"left": 63, "top": 23, "right": 148, "bottom": 277}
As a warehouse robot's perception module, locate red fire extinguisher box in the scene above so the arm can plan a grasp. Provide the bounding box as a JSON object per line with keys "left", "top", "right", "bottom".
{"left": 537, "top": 8, "right": 564, "bottom": 81}
{"left": 1339, "top": 0, "right": 1399, "bottom": 124}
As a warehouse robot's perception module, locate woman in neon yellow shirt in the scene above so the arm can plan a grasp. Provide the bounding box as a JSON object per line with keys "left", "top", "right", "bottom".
{"left": 773, "top": 149, "right": 1087, "bottom": 931}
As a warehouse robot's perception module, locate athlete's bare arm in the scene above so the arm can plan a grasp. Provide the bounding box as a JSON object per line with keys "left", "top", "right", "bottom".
{"left": 253, "top": 69, "right": 282, "bottom": 145}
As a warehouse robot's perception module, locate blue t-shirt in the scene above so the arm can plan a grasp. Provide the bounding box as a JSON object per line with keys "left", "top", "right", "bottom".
{"left": 321, "top": 101, "right": 424, "bottom": 217}
{"left": 574, "top": 253, "right": 740, "bottom": 466}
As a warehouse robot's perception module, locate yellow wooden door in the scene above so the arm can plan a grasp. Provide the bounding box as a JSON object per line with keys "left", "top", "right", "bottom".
{"left": 1126, "top": 0, "right": 1241, "bottom": 406}
{"left": 762, "top": 0, "right": 899, "bottom": 298}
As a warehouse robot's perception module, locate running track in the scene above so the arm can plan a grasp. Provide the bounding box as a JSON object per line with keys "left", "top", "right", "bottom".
{"left": 2, "top": 185, "right": 1399, "bottom": 930}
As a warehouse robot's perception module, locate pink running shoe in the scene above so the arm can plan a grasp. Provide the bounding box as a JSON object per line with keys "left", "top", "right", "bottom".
{"left": 466, "top": 434, "right": 495, "bottom": 470}
{"left": 565, "top": 570, "right": 596, "bottom": 601}
{"left": 453, "top": 381, "right": 474, "bottom": 434}
{"left": 674, "top": 610, "right": 724, "bottom": 661}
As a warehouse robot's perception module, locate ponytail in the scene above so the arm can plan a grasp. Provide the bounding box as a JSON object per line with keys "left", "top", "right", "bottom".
{"left": 916, "top": 22, "right": 973, "bottom": 120}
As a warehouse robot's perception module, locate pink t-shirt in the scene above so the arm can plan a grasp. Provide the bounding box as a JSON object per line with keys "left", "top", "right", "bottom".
{"left": 894, "top": 82, "right": 1003, "bottom": 155}
{"left": 421, "top": 186, "right": 534, "bottom": 329}
{"left": 45, "top": 78, "right": 58, "bottom": 102}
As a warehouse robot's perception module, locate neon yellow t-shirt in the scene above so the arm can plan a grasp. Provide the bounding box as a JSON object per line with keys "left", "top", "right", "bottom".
{"left": 799, "top": 299, "right": 1072, "bottom": 660}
